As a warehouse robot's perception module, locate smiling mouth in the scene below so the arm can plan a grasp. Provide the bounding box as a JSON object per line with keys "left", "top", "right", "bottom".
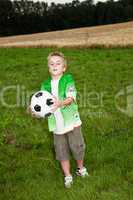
{"left": 53, "top": 69, "right": 58, "bottom": 71}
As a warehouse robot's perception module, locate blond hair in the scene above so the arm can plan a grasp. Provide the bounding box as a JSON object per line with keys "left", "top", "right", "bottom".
{"left": 47, "top": 51, "right": 67, "bottom": 69}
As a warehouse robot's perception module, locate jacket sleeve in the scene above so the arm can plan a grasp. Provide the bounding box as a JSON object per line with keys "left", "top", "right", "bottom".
{"left": 40, "top": 81, "right": 46, "bottom": 91}
{"left": 40, "top": 77, "right": 51, "bottom": 93}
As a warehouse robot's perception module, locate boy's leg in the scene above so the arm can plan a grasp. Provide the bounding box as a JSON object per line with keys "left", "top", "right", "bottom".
{"left": 60, "top": 160, "right": 73, "bottom": 188}
{"left": 53, "top": 133, "right": 73, "bottom": 187}
{"left": 53, "top": 133, "right": 71, "bottom": 176}
{"left": 68, "top": 126, "right": 89, "bottom": 177}
{"left": 60, "top": 160, "right": 71, "bottom": 176}
{"left": 68, "top": 126, "right": 86, "bottom": 162}
{"left": 76, "top": 159, "right": 84, "bottom": 169}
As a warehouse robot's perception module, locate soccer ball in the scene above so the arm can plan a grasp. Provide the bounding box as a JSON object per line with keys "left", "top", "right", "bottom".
{"left": 30, "top": 90, "right": 55, "bottom": 118}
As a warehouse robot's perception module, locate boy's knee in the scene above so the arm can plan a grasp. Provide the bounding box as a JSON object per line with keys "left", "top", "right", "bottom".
{"left": 68, "top": 126, "right": 86, "bottom": 160}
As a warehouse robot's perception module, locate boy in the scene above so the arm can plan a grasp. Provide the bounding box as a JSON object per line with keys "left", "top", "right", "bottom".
{"left": 31, "top": 52, "right": 88, "bottom": 188}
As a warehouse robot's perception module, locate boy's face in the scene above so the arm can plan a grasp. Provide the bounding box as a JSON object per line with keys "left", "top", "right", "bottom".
{"left": 48, "top": 56, "right": 66, "bottom": 78}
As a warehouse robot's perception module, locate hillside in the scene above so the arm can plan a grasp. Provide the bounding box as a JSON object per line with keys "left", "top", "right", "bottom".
{"left": 0, "top": 21, "right": 133, "bottom": 48}
{"left": 0, "top": 48, "right": 133, "bottom": 199}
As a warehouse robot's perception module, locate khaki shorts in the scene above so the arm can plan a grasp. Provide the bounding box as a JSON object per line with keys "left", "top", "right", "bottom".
{"left": 53, "top": 126, "right": 86, "bottom": 161}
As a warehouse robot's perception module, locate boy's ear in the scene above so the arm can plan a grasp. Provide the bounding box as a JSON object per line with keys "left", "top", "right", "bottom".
{"left": 63, "top": 67, "right": 66, "bottom": 72}
{"left": 64, "top": 62, "right": 67, "bottom": 70}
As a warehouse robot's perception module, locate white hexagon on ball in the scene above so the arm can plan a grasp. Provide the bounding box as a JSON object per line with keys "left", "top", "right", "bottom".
{"left": 30, "top": 90, "right": 55, "bottom": 118}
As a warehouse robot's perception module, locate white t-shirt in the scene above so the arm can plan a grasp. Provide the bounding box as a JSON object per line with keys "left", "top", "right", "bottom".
{"left": 51, "top": 78, "right": 65, "bottom": 134}
{"left": 51, "top": 77, "right": 81, "bottom": 135}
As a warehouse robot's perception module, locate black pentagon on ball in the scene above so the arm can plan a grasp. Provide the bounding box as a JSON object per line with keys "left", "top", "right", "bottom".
{"left": 46, "top": 98, "right": 54, "bottom": 106}
{"left": 35, "top": 92, "right": 43, "bottom": 98}
{"left": 45, "top": 113, "right": 52, "bottom": 117}
{"left": 34, "top": 104, "right": 41, "bottom": 112}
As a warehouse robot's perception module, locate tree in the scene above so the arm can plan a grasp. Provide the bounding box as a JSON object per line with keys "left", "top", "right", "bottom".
{"left": 0, "top": 0, "right": 13, "bottom": 36}
{"left": 0, "top": 0, "right": 132, "bottom": 36}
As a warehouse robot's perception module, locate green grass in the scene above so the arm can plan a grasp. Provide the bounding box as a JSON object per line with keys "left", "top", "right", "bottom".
{"left": 0, "top": 48, "right": 133, "bottom": 200}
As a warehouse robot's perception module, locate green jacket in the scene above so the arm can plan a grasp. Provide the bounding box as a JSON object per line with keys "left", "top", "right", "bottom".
{"left": 41, "top": 73, "right": 82, "bottom": 132}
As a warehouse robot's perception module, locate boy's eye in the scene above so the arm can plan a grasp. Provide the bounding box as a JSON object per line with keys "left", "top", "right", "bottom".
{"left": 50, "top": 63, "right": 61, "bottom": 66}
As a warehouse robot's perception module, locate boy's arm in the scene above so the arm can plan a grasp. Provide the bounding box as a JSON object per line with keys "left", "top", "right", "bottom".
{"left": 61, "top": 97, "right": 74, "bottom": 106}
{"left": 52, "top": 97, "right": 73, "bottom": 111}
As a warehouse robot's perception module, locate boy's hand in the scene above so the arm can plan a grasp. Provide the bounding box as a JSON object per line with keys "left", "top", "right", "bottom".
{"left": 27, "top": 105, "right": 41, "bottom": 118}
{"left": 52, "top": 97, "right": 62, "bottom": 112}
{"left": 51, "top": 96, "right": 73, "bottom": 112}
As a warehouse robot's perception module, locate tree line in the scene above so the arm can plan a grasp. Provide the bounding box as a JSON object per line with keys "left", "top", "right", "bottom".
{"left": 0, "top": 0, "right": 133, "bottom": 36}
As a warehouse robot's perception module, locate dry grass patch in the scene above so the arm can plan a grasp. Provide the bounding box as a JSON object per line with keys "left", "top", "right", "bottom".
{"left": 0, "top": 21, "right": 133, "bottom": 48}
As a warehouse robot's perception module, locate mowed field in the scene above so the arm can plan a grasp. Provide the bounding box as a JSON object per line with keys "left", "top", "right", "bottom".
{"left": 0, "top": 47, "right": 133, "bottom": 200}
{"left": 0, "top": 21, "right": 133, "bottom": 48}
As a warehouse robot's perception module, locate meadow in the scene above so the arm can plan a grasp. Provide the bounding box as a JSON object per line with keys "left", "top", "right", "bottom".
{"left": 0, "top": 48, "right": 133, "bottom": 200}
